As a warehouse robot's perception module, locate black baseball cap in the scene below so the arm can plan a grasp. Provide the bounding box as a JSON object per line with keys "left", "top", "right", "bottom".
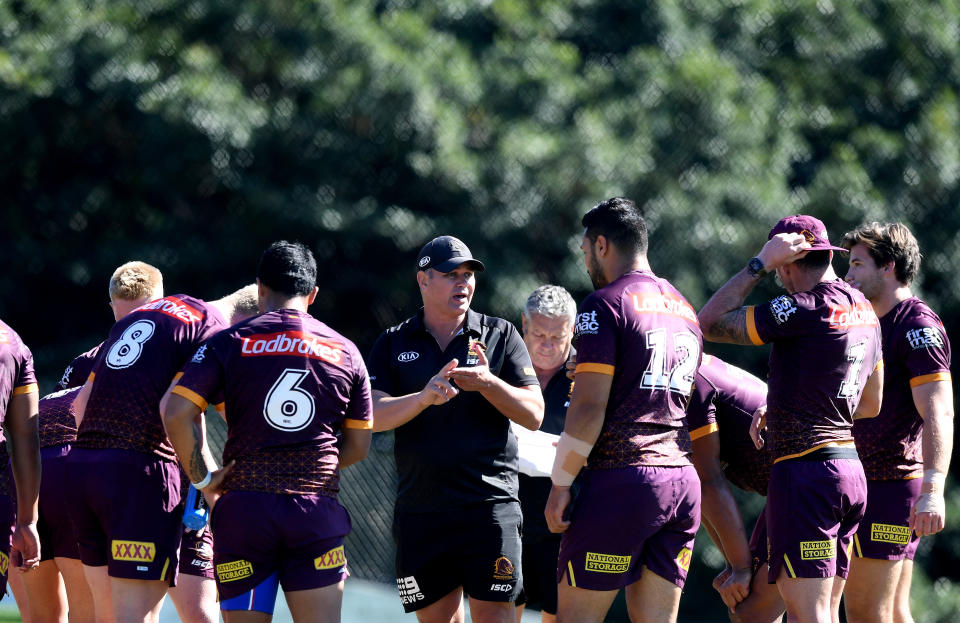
{"left": 416, "top": 236, "right": 485, "bottom": 273}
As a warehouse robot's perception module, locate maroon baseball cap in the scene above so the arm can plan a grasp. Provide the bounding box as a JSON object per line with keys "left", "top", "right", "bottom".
{"left": 768, "top": 215, "right": 848, "bottom": 252}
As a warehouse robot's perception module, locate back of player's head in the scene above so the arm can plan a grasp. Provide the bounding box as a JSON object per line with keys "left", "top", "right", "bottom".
{"left": 109, "top": 261, "right": 163, "bottom": 302}
{"left": 523, "top": 285, "right": 577, "bottom": 324}
{"left": 581, "top": 197, "right": 648, "bottom": 256}
{"left": 841, "top": 222, "right": 920, "bottom": 285}
{"left": 793, "top": 250, "right": 832, "bottom": 272}
{"left": 257, "top": 241, "right": 317, "bottom": 297}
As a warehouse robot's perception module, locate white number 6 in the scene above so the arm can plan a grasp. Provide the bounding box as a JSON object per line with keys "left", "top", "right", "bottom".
{"left": 264, "top": 369, "right": 316, "bottom": 432}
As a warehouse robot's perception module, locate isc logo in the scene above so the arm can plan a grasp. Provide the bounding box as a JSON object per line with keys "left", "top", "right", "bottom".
{"left": 490, "top": 583, "right": 512, "bottom": 592}
{"left": 398, "top": 352, "right": 419, "bottom": 363}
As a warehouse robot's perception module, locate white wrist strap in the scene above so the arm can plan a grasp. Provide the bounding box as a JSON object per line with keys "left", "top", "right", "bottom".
{"left": 193, "top": 472, "right": 213, "bottom": 490}
{"left": 551, "top": 433, "right": 594, "bottom": 487}
{"left": 923, "top": 469, "right": 946, "bottom": 492}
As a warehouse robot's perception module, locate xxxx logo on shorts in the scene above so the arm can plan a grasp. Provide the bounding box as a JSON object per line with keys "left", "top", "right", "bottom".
{"left": 216, "top": 560, "right": 254, "bottom": 582}
{"left": 870, "top": 523, "right": 911, "bottom": 545}
{"left": 493, "top": 556, "right": 515, "bottom": 580}
{"left": 800, "top": 539, "right": 836, "bottom": 561}
{"left": 676, "top": 547, "right": 692, "bottom": 571}
{"left": 585, "top": 552, "right": 630, "bottom": 574}
{"left": 112, "top": 540, "right": 155, "bottom": 562}
{"left": 0, "top": 551, "right": 8, "bottom": 576}
{"left": 314, "top": 545, "right": 346, "bottom": 570}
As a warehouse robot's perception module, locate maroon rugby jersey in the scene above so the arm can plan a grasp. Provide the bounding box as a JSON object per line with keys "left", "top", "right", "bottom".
{"left": 854, "top": 297, "right": 952, "bottom": 480}
{"left": 746, "top": 280, "right": 882, "bottom": 461}
{"left": 574, "top": 270, "right": 703, "bottom": 468}
{"left": 55, "top": 343, "right": 101, "bottom": 392}
{"left": 76, "top": 296, "right": 227, "bottom": 461}
{"left": 172, "top": 309, "right": 373, "bottom": 496}
{"left": 687, "top": 354, "right": 770, "bottom": 494}
{"left": 38, "top": 387, "right": 81, "bottom": 448}
{"left": 0, "top": 320, "right": 38, "bottom": 497}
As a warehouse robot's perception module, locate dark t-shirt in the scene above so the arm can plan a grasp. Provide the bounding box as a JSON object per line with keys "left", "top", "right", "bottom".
{"left": 368, "top": 308, "right": 539, "bottom": 514}
{"left": 519, "top": 357, "right": 574, "bottom": 541}
{"left": 746, "top": 280, "right": 883, "bottom": 461}
{"left": 0, "top": 320, "right": 37, "bottom": 498}
{"left": 175, "top": 309, "right": 372, "bottom": 496}
{"left": 55, "top": 344, "right": 101, "bottom": 392}
{"left": 854, "top": 297, "right": 952, "bottom": 480}
{"left": 76, "top": 295, "right": 227, "bottom": 461}
{"left": 574, "top": 270, "right": 703, "bottom": 469}
{"left": 38, "top": 387, "right": 81, "bottom": 449}
{"left": 687, "top": 355, "right": 770, "bottom": 494}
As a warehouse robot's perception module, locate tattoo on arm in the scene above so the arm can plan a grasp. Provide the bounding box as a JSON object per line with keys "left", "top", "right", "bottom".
{"left": 188, "top": 425, "right": 207, "bottom": 482}
{"left": 711, "top": 308, "right": 751, "bottom": 345}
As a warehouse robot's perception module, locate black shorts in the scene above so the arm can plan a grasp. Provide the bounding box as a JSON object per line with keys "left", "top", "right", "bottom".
{"left": 517, "top": 533, "right": 561, "bottom": 614}
{"left": 393, "top": 502, "right": 523, "bottom": 613}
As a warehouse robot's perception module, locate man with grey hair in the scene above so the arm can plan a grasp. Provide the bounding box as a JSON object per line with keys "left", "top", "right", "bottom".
{"left": 516, "top": 285, "right": 576, "bottom": 623}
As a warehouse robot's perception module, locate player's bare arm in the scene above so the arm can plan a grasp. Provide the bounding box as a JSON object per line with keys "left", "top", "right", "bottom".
{"left": 339, "top": 427, "right": 371, "bottom": 469}
{"left": 370, "top": 359, "right": 460, "bottom": 432}
{"left": 852, "top": 363, "right": 884, "bottom": 420}
{"left": 911, "top": 379, "right": 954, "bottom": 536}
{"left": 691, "top": 432, "right": 752, "bottom": 609}
{"left": 700, "top": 233, "right": 812, "bottom": 344}
{"left": 6, "top": 390, "right": 41, "bottom": 570}
{"left": 71, "top": 377, "right": 93, "bottom": 426}
{"left": 447, "top": 345, "right": 544, "bottom": 430}
{"left": 545, "top": 371, "right": 611, "bottom": 533}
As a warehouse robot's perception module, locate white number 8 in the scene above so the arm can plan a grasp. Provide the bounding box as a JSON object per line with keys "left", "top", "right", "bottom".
{"left": 105, "top": 320, "right": 156, "bottom": 369}
{"left": 264, "top": 369, "right": 316, "bottom": 432}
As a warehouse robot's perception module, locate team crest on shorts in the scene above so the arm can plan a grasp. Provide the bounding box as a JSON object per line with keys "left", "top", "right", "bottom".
{"left": 799, "top": 539, "right": 836, "bottom": 560}
{"left": 676, "top": 547, "right": 692, "bottom": 571}
{"left": 584, "top": 552, "right": 630, "bottom": 573}
{"left": 492, "top": 556, "right": 515, "bottom": 580}
{"left": 314, "top": 545, "right": 346, "bottom": 570}
{"left": 217, "top": 559, "right": 254, "bottom": 582}
{"left": 194, "top": 542, "right": 213, "bottom": 561}
{"left": 112, "top": 540, "right": 156, "bottom": 562}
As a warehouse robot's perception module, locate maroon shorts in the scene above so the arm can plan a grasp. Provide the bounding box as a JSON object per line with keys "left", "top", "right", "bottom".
{"left": 558, "top": 465, "right": 700, "bottom": 591}
{"left": 749, "top": 504, "right": 768, "bottom": 575}
{"left": 767, "top": 459, "right": 866, "bottom": 582}
{"left": 853, "top": 478, "right": 921, "bottom": 561}
{"left": 39, "top": 445, "right": 80, "bottom": 561}
{"left": 179, "top": 526, "right": 214, "bottom": 579}
{"left": 65, "top": 448, "right": 183, "bottom": 585}
{"left": 210, "top": 490, "right": 351, "bottom": 601}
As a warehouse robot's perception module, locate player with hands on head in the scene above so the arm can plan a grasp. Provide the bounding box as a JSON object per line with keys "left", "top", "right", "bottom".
{"left": 546, "top": 198, "right": 703, "bottom": 623}
{"left": 163, "top": 241, "right": 373, "bottom": 623}
{"left": 368, "top": 235, "right": 543, "bottom": 623}
{"left": 699, "top": 215, "right": 883, "bottom": 623}
{"left": 840, "top": 222, "right": 953, "bottom": 623}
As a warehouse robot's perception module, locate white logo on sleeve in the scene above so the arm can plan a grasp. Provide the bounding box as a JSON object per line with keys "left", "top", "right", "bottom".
{"left": 770, "top": 296, "right": 797, "bottom": 325}
{"left": 191, "top": 345, "right": 208, "bottom": 363}
{"left": 59, "top": 365, "right": 74, "bottom": 388}
{"left": 906, "top": 327, "right": 944, "bottom": 350}
{"left": 576, "top": 311, "right": 600, "bottom": 335}
{"left": 397, "top": 351, "right": 420, "bottom": 363}
{"left": 397, "top": 576, "right": 425, "bottom": 604}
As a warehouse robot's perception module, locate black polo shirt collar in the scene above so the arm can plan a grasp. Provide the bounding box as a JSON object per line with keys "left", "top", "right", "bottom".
{"left": 409, "top": 308, "right": 484, "bottom": 339}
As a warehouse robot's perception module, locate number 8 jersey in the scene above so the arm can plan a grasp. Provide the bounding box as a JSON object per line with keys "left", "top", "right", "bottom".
{"left": 172, "top": 309, "right": 373, "bottom": 496}
{"left": 78, "top": 295, "right": 227, "bottom": 460}
{"left": 574, "top": 270, "right": 703, "bottom": 469}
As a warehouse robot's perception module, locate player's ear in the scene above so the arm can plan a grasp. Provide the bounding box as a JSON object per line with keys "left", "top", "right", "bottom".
{"left": 306, "top": 286, "right": 319, "bottom": 305}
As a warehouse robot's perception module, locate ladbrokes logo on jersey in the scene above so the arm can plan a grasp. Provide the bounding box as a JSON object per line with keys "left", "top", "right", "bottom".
{"left": 141, "top": 297, "right": 204, "bottom": 323}
{"left": 112, "top": 540, "right": 156, "bottom": 563}
{"left": 827, "top": 303, "right": 878, "bottom": 330}
{"left": 630, "top": 292, "right": 698, "bottom": 324}
{"left": 241, "top": 331, "right": 343, "bottom": 365}
{"left": 314, "top": 545, "right": 346, "bottom": 570}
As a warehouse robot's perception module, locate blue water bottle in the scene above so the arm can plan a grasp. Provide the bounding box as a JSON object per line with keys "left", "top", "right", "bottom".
{"left": 183, "top": 483, "right": 210, "bottom": 531}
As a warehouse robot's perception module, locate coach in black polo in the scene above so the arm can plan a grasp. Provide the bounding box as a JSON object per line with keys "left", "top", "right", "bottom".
{"left": 368, "top": 235, "right": 544, "bottom": 623}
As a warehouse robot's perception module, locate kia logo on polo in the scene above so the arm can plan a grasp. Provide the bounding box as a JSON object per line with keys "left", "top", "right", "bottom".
{"left": 398, "top": 351, "right": 420, "bottom": 363}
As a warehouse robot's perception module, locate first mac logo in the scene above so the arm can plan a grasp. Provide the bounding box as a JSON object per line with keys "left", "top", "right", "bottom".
{"left": 398, "top": 351, "right": 419, "bottom": 363}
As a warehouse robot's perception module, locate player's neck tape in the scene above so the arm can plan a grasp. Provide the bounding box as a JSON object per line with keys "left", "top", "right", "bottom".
{"left": 551, "top": 433, "right": 593, "bottom": 486}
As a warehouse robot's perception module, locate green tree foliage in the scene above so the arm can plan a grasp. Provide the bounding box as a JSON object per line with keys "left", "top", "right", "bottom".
{"left": 1, "top": 1, "right": 957, "bottom": 619}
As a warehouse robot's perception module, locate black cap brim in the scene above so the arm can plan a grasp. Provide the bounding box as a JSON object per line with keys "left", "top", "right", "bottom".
{"left": 431, "top": 258, "right": 485, "bottom": 273}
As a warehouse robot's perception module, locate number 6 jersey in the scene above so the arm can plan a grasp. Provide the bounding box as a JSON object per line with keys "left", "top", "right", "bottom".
{"left": 77, "top": 295, "right": 227, "bottom": 460}
{"left": 573, "top": 270, "right": 703, "bottom": 469}
{"left": 172, "top": 309, "right": 373, "bottom": 497}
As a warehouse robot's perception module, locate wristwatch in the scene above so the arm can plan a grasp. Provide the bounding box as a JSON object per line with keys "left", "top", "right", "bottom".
{"left": 747, "top": 257, "right": 767, "bottom": 279}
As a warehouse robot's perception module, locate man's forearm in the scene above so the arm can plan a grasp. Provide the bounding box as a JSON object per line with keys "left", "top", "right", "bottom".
{"left": 10, "top": 429, "right": 40, "bottom": 525}
{"left": 479, "top": 379, "right": 543, "bottom": 430}
{"left": 701, "top": 475, "right": 752, "bottom": 570}
{"left": 371, "top": 393, "right": 428, "bottom": 432}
